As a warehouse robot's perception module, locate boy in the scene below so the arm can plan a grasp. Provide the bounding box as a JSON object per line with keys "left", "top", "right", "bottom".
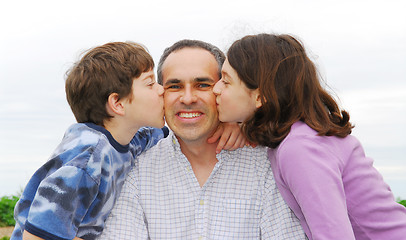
{"left": 11, "top": 42, "right": 168, "bottom": 240}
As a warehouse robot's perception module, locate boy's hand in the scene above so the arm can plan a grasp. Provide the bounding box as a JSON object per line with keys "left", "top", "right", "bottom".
{"left": 207, "top": 122, "right": 247, "bottom": 154}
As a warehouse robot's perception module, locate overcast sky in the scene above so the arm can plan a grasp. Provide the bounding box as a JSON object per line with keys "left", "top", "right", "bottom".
{"left": 1, "top": 0, "right": 405, "bottom": 199}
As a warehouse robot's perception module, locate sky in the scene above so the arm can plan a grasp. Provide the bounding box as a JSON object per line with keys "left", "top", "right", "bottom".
{"left": 1, "top": 0, "right": 405, "bottom": 199}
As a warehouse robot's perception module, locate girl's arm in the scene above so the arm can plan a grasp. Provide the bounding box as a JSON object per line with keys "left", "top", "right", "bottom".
{"left": 276, "top": 136, "right": 355, "bottom": 239}
{"left": 207, "top": 122, "right": 248, "bottom": 153}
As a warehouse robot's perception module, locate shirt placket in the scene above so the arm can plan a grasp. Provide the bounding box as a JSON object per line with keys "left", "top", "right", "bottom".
{"left": 195, "top": 155, "right": 224, "bottom": 240}
{"left": 195, "top": 190, "right": 206, "bottom": 240}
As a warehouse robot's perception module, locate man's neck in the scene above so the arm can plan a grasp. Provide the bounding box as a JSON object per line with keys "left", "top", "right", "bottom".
{"left": 177, "top": 137, "right": 219, "bottom": 187}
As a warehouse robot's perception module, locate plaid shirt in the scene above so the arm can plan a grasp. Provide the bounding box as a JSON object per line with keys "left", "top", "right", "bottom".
{"left": 99, "top": 131, "right": 306, "bottom": 240}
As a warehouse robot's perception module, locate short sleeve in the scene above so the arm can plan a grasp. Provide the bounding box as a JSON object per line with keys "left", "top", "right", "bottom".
{"left": 25, "top": 166, "right": 98, "bottom": 240}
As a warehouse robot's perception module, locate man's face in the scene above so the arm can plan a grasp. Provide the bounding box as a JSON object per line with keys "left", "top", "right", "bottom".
{"left": 161, "top": 47, "right": 220, "bottom": 144}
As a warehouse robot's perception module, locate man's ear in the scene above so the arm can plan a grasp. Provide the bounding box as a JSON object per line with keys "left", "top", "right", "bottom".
{"left": 253, "top": 89, "right": 262, "bottom": 108}
{"left": 107, "top": 93, "right": 125, "bottom": 116}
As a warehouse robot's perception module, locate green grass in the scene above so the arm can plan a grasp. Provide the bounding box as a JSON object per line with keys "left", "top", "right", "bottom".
{"left": 398, "top": 199, "right": 406, "bottom": 207}
{"left": 0, "top": 195, "right": 18, "bottom": 227}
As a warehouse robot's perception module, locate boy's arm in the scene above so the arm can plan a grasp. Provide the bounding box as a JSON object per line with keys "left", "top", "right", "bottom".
{"left": 23, "top": 230, "right": 43, "bottom": 240}
{"left": 207, "top": 122, "right": 248, "bottom": 154}
{"left": 24, "top": 166, "right": 99, "bottom": 240}
{"left": 129, "top": 126, "right": 169, "bottom": 157}
{"left": 98, "top": 169, "right": 148, "bottom": 240}
{"left": 23, "top": 231, "right": 84, "bottom": 240}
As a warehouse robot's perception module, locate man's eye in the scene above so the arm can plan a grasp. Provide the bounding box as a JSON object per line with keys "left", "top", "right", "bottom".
{"left": 167, "top": 85, "right": 181, "bottom": 89}
{"left": 198, "top": 83, "right": 211, "bottom": 88}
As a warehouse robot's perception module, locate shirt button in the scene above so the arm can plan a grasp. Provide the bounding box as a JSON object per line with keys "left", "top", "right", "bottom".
{"left": 199, "top": 200, "right": 204, "bottom": 205}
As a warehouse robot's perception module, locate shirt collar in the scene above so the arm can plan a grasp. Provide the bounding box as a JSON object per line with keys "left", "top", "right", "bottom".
{"left": 168, "top": 132, "right": 229, "bottom": 164}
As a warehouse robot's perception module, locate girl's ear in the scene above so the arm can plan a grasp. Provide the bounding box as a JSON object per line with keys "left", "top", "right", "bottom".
{"left": 107, "top": 93, "right": 125, "bottom": 116}
{"left": 253, "top": 89, "right": 262, "bottom": 108}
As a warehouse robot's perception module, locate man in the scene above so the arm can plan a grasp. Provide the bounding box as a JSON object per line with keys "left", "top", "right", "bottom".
{"left": 98, "top": 40, "right": 306, "bottom": 239}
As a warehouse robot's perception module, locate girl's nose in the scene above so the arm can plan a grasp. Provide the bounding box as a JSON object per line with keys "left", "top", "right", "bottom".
{"left": 213, "top": 80, "right": 223, "bottom": 95}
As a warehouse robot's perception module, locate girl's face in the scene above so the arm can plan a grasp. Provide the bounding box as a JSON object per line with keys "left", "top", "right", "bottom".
{"left": 213, "top": 58, "right": 261, "bottom": 123}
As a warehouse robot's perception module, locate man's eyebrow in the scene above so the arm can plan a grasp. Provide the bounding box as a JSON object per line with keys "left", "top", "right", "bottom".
{"left": 164, "top": 79, "right": 181, "bottom": 86}
{"left": 195, "top": 77, "right": 215, "bottom": 83}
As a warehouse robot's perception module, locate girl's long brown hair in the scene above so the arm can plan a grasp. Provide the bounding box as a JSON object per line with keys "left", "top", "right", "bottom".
{"left": 227, "top": 34, "right": 353, "bottom": 148}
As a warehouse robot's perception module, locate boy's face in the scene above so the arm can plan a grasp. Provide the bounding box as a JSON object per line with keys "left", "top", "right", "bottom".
{"left": 123, "top": 69, "right": 164, "bottom": 129}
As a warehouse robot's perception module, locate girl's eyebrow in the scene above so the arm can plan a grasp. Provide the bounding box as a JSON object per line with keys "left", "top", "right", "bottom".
{"left": 221, "top": 71, "right": 230, "bottom": 78}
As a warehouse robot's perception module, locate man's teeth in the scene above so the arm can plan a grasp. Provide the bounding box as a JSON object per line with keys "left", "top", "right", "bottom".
{"left": 179, "top": 112, "right": 202, "bottom": 118}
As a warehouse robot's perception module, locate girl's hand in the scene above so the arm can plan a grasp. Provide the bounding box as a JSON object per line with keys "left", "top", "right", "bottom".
{"left": 207, "top": 122, "right": 247, "bottom": 154}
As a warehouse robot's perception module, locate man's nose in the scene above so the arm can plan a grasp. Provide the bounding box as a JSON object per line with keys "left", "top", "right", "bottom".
{"left": 180, "top": 87, "right": 197, "bottom": 104}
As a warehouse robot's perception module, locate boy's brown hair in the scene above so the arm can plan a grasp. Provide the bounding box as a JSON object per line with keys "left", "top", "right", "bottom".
{"left": 65, "top": 41, "right": 154, "bottom": 126}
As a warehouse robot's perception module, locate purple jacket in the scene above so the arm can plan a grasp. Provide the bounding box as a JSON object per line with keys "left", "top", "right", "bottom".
{"left": 268, "top": 121, "right": 406, "bottom": 239}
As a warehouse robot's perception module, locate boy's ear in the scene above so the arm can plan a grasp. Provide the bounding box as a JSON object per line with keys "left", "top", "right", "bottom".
{"left": 253, "top": 89, "right": 262, "bottom": 108}
{"left": 107, "top": 93, "right": 125, "bottom": 116}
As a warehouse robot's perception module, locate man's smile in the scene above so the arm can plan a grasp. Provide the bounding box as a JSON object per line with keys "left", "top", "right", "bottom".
{"left": 177, "top": 111, "right": 203, "bottom": 119}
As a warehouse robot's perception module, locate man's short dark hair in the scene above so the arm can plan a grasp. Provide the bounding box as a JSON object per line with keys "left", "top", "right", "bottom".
{"left": 157, "top": 39, "right": 225, "bottom": 85}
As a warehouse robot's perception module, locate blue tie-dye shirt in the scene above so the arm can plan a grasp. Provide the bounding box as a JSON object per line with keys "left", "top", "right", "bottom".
{"left": 11, "top": 123, "right": 168, "bottom": 240}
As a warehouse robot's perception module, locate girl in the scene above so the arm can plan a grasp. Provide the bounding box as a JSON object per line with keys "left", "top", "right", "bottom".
{"left": 213, "top": 33, "right": 406, "bottom": 239}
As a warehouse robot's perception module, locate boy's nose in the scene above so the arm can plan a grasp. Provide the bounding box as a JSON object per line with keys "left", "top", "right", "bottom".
{"left": 156, "top": 84, "right": 164, "bottom": 96}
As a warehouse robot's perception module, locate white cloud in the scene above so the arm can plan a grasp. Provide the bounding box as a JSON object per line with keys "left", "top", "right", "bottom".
{"left": 1, "top": 0, "right": 405, "bottom": 199}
